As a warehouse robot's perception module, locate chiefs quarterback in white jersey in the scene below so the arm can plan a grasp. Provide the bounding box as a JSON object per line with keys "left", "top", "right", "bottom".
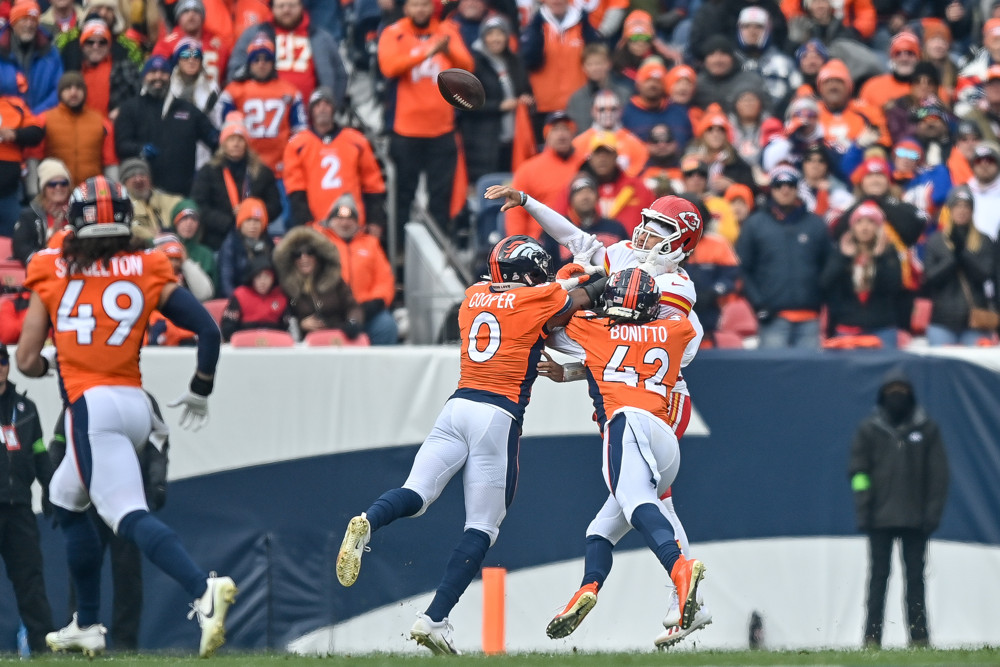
{"left": 484, "top": 185, "right": 711, "bottom": 648}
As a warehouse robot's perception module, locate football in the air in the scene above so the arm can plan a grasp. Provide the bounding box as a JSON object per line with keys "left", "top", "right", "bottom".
{"left": 437, "top": 69, "right": 485, "bottom": 111}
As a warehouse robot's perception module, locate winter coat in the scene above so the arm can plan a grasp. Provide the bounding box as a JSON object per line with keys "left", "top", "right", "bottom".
{"left": 0, "top": 25, "right": 63, "bottom": 113}
{"left": 114, "top": 92, "right": 219, "bottom": 196}
{"left": 218, "top": 231, "right": 275, "bottom": 298}
{"left": 923, "top": 225, "right": 997, "bottom": 332}
{"left": 0, "top": 382, "right": 51, "bottom": 506}
{"left": 273, "top": 227, "right": 360, "bottom": 332}
{"left": 220, "top": 286, "right": 290, "bottom": 342}
{"left": 736, "top": 202, "right": 830, "bottom": 313}
{"left": 190, "top": 152, "right": 282, "bottom": 251}
{"left": 11, "top": 199, "right": 56, "bottom": 265}
{"left": 60, "top": 39, "right": 142, "bottom": 112}
{"left": 460, "top": 47, "right": 531, "bottom": 183}
{"left": 821, "top": 242, "right": 903, "bottom": 333}
{"left": 848, "top": 369, "right": 949, "bottom": 533}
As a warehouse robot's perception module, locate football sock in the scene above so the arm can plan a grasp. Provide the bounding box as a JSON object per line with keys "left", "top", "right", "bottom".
{"left": 118, "top": 510, "right": 208, "bottom": 599}
{"left": 581, "top": 535, "right": 614, "bottom": 589}
{"left": 58, "top": 508, "right": 103, "bottom": 627}
{"left": 366, "top": 487, "right": 423, "bottom": 532}
{"left": 630, "top": 503, "right": 681, "bottom": 572}
{"left": 425, "top": 528, "right": 491, "bottom": 622}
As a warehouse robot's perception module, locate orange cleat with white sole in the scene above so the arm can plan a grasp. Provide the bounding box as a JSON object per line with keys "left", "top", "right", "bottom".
{"left": 669, "top": 555, "right": 705, "bottom": 630}
{"left": 545, "top": 582, "right": 599, "bottom": 639}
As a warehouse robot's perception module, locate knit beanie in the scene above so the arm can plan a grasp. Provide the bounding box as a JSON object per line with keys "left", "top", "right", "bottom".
{"left": 37, "top": 158, "right": 71, "bottom": 190}
{"left": 119, "top": 157, "right": 150, "bottom": 182}
{"left": 9, "top": 1, "right": 41, "bottom": 25}
{"left": 58, "top": 71, "right": 86, "bottom": 94}
{"left": 171, "top": 199, "right": 199, "bottom": 228}
{"left": 236, "top": 197, "right": 268, "bottom": 227}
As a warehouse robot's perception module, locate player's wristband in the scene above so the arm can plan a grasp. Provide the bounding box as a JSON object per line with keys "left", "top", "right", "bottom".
{"left": 190, "top": 375, "right": 214, "bottom": 398}
{"left": 562, "top": 362, "right": 586, "bottom": 383}
{"left": 519, "top": 191, "right": 527, "bottom": 207}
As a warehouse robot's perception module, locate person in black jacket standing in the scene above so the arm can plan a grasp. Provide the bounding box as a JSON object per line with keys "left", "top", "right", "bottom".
{"left": 0, "top": 343, "right": 55, "bottom": 654}
{"left": 848, "top": 367, "right": 949, "bottom": 649}
{"left": 114, "top": 55, "right": 219, "bottom": 197}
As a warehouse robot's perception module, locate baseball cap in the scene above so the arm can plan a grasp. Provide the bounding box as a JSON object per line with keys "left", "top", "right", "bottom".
{"left": 570, "top": 174, "right": 597, "bottom": 195}
{"left": 308, "top": 86, "right": 336, "bottom": 108}
{"left": 973, "top": 141, "right": 1000, "bottom": 162}
{"left": 681, "top": 155, "right": 708, "bottom": 175}
{"left": 545, "top": 110, "right": 573, "bottom": 127}
{"left": 589, "top": 131, "right": 618, "bottom": 154}
{"left": 769, "top": 165, "right": 801, "bottom": 187}
{"left": 738, "top": 6, "right": 769, "bottom": 26}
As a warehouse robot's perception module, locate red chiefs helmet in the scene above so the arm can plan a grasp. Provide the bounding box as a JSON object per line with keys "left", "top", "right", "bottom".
{"left": 632, "top": 196, "right": 704, "bottom": 262}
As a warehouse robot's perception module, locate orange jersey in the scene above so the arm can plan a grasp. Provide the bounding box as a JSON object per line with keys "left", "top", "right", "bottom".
{"left": 564, "top": 313, "right": 695, "bottom": 430}
{"left": 283, "top": 127, "right": 386, "bottom": 225}
{"left": 452, "top": 281, "right": 570, "bottom": 422}
{"left": 377, "top": 17, "right": 474, "bottom": 137}
{"left": 24, "top": 249, "right": 177, "bottom": 403}
{"left": 0, "top": 96, "right": 41, "bottom": 163}
{"left": 218, "top": 78, "right": 306, "bottom": 173}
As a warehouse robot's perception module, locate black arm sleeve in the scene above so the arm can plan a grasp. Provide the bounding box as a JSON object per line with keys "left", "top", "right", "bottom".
{"left": 159, "top": 286, "right": 222, "bottom": 377}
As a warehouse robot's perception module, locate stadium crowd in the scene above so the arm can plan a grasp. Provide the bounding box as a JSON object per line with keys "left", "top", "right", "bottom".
{"left": 0, "top": 0, "right": 999, "bottom": 350}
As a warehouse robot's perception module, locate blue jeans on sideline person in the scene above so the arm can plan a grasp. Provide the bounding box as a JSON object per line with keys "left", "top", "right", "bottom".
{"left": 757, "top": 316, "right": 821, "bottom": 350}
{"left": 366, "top": 309, "right": 399, "bottom": 345}
{"left": 926, "top": 324, "right": 992, "bottom": 346}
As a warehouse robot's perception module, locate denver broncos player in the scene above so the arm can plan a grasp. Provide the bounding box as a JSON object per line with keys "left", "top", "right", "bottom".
{"left": 485, "top": 186, "right": 712, "bottom": 646}
{"left": 335, "top": 235, "right": 607, "bottom": 655}
{"left": 15, "top": 177, "right": 236, "bottom": 658}
{"left": 545, "top": 269, "right": 706, "bottom": 638}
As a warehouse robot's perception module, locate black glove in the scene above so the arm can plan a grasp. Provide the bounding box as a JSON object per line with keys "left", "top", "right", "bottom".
{"left": 580, "top": 275, "right": 610, "bottom": 310}
{"left": 343, "top": 319, "right": 363, "bottom": 340}
{"left": 361, "top": 299, "right": 385, "bottom": 322}
{"left": 41, "top": 488, "right": 53, "bottom": 519}
{"left": 950, "top": 226, "right": 967, "bottom": 253}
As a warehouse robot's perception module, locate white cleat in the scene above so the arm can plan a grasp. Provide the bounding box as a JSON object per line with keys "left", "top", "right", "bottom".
{"left": 411, "top": 612, "right": 461, "bottom": 655}
{"left": 336, "top": 513, "right": 371, "bottom": 587}
{"left": 188, "top": 573, "right": 238, "bottom": 658}
{"left": 655, "top": 601, "right": 712, "bottom": 649}
{"left": 46, "top": 613, "right": 107, "bottom": 657}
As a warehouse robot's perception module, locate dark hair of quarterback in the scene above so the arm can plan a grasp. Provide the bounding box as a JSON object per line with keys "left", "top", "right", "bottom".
{"left": 62, "top": 233, "right": 149, "bottom": 275}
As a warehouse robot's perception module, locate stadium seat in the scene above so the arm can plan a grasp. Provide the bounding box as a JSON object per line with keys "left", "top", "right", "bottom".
{"left": 0, "top": 235, "right": 12, "bottom": 261}
{"left": 305, "top": 329, "right": 371, "bottom": 347}
{"left": 713, "top": 331, "right": 744, "bottom": 348}
{"left": 717, "top": 298, "right": 758, "bottom": 337}
{"left": 229, "top": 329, "right": 296, "bottom": 348}
{"left": 0, "top": 264, "right": 26, "bottom": 289}
{"left": 911, "top": 298, "right": 932, "bottom": 335}
{"left": 202, "top": 299, "right": 228, "bottom": 327}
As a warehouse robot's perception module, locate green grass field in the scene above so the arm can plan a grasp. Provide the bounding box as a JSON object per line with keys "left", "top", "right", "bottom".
{"left": 18, "top": 649, "right": 1000, "bottom": 666}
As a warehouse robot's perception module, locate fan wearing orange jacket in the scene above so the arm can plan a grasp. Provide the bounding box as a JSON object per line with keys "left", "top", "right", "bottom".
{"left": 310, "top": 194, "right": 398, "bottom": 344}
{"left": 0, "top": 95, "right": 43, "bottom": 236}
{"left": 283, "top": 87, "right": 386, "bottom": 230}
{"left": 378, "top": 0, "right": 473, "bottom": 232}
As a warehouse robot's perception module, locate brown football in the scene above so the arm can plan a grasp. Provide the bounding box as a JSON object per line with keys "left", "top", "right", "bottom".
{"left": 437, "top": 69, "right": 486, "bottom": 111}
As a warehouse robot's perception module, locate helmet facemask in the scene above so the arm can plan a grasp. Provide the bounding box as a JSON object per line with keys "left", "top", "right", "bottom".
{"left": 632, "top": 210, "right": 681, "bottom": 262}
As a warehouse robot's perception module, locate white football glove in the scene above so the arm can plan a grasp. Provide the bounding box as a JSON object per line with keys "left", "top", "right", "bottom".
{"left": 168, "top": 391, "right": 209, "bottom": 431}
{"left": 638, "top": 239, "right": 686, "bottom": 276}
{"left": 566, "top": 234, "right": 604, "bottom": 266}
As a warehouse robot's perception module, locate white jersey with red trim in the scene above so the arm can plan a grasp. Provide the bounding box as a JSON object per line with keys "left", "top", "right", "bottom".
{"left": 600, "top": 240, "right": 701, "bottom": 396}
